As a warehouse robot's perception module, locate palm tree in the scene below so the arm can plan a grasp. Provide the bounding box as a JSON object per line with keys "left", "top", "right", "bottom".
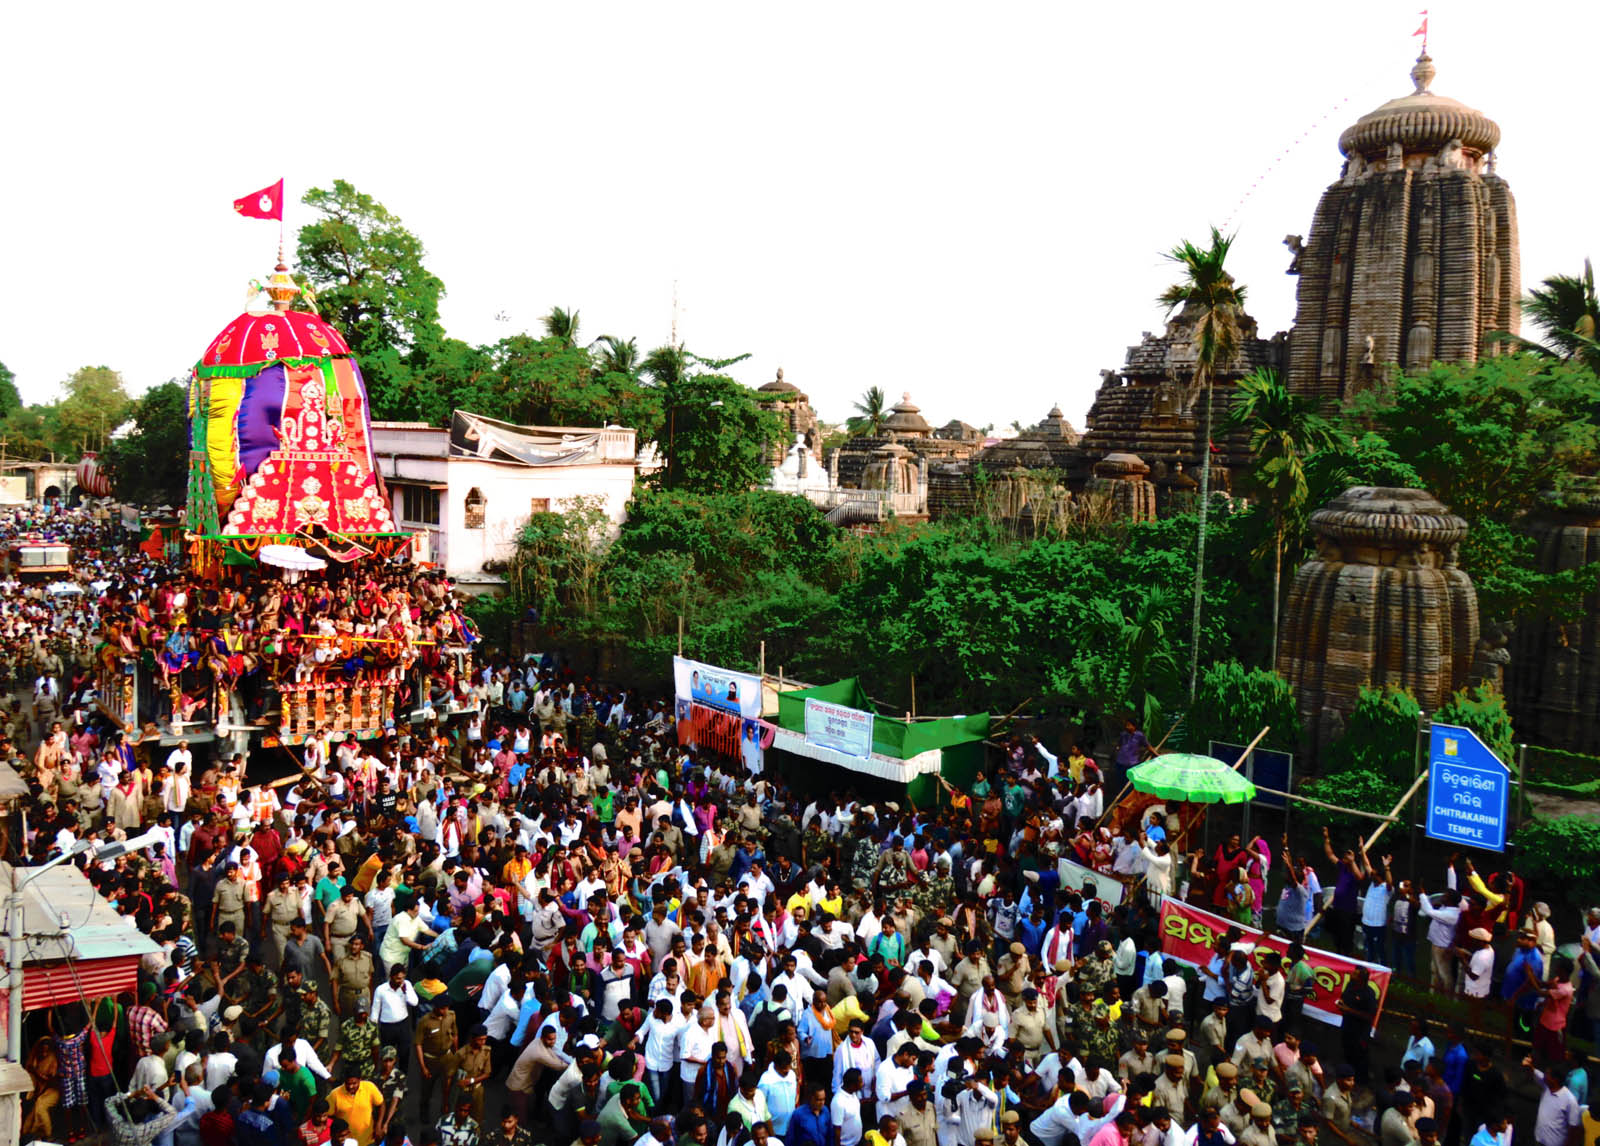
{"left": 846, "top": 386, "right": 888, "bottom": 437}
{"left": 543, "top": 306, "right": 582, "bottom": 348}
{"left": 594, "top": 334, "right": 640, "bottom": 378}
{"left": 641, "top": 344, "right": 688, "bottom": 389}
{"left": 1499, "top": 260, "right": 1600, "bottom": 372}
{"left": 1159, "top": 226, "right": 1247, "bottom": 701}
{"left": 1224, "top": 367, "right": 1337, "bottom": 670}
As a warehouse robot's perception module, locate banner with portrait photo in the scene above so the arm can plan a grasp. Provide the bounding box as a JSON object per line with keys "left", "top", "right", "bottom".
{"left": 673, "top": 656, "right": 763, "bottom": 719}
{"left": 1156, "top": 897, "right": 1390, "bottom": 1028}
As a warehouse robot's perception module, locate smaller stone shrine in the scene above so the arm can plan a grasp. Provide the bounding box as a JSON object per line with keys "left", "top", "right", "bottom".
{"left": 827, "top": 391, "right": 979, "bottom": 489}
{"left": 1277, "top": 486, "right": 1479, "bottom": 759}
{"left": 756, "top": 368, "right": 820, "bottom": 466}
{"left": 1083, "top": 452, "right": 1157, "bottom": 523}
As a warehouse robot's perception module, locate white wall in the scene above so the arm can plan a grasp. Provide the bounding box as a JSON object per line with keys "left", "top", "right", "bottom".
{"left": 441, "top": 460, "right": 636, "bottom": 578}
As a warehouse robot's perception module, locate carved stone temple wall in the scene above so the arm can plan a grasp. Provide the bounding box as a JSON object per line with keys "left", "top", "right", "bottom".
{"left": 1508, "top": 484, "right": 1600, "bottom": 753}
{"left": 1285, "top": 53, "right": 1520, "bottom": 403}
{"left": 1277, "top": 486, "right": 1479, "bottom": 759}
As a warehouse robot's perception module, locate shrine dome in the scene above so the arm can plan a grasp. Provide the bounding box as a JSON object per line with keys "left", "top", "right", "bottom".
{"left": 200, "top": 309, "right": 350, "bottom": 369}
{"left": 1338, "top": 54, "right": 1500, "bottom": 160}
{"left": 196, "top": 257, "right": 351, "bottom": 369}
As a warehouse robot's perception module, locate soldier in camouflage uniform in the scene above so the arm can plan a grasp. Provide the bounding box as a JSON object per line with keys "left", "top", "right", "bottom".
{"left": 1080, "top": 998, "right": 1121, "bottom": 1067}
{"left": 849, "top": 830, "right": 880, "bottom": 891}
{"left": 1245, "top": 1056, "right": 1277, "bottom": 1108}
{"left": 338, "top": 998, "right": 382, "bottom": 1077}
{"left": 1272, "top": 1082, "right": 1312, "bottom": 1145}
{"left": 209, "top": 920, "right": 249, "bottom": 993}
{"left": 298, "top": 982, "right": 334, "bottom": 1061}
{"left": 1077, "top": 940, "right": 1116, "bottom": 997}
{"left": 913, "top": 856, "right": 955, "bottom": 924}
{"left": 227, "top": 950, "right": 277, "bottom": 1025}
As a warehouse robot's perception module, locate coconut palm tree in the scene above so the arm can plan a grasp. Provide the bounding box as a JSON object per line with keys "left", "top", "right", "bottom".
{"left": 1499, "top": 260, "right": 1600, "bottom": 372}
{"left": 1159, "top": 227, "right": 1247, "bottom": 701}
{"left": 594, "top": 334, "right": 640, "bottom": 378}
{"left": 846, "top": 386, "right": 888, "bottom": 437}
{"left": 543, "top": 306, "right": 582, "bottom": 348}
{"left": 1224, "top": 367, "right": 1337, "bottom": 670}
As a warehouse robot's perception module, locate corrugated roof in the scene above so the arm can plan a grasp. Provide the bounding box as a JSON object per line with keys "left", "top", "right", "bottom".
{"left": 0, "top": 862, "right": 161, "bottom": 965}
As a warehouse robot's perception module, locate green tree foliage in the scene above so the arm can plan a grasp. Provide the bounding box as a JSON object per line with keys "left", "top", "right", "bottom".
{"left": 104, "top": 381, "right": 189, "bottom": 506}
{"left": 54, "top": 366, "right": 132, "bottom": 454}
{"left": 1349, "top": 356, "right": 1600, "bottom": 524}
{"left": 1512, "top": 815, "right": 1600, "bottom": 912}
{"left": 296, "top": 181, "right": 448, "bottom": 420}
{"left": 1184, "top": 660, "right": 1303, "bottom": 755}
{"left": 846, "top": 386, "right": 888, "bottom": 437}
{"left": 1321, "top": 686, "right": 1423, "bottom": 783}
{"left": 1295, "top": 768, "right": 1404, "bottom": 837}
{"left": 1432, "top": 684, "right": 1515, "bottom": 764}
{"left": 1499, "top": 259, "right": 1600, "bottom": 373}
{"left": 646, "top": 351, "right": 786, "bottom": 495}
{"left": 1224, "top": 367, "right": 1337, "bottom": 668}
{"left": 0, "top": 361, "right": 20, "bottom": 421}
{"left": 1344, "top": 355, "right": 1600, "bottom": 624}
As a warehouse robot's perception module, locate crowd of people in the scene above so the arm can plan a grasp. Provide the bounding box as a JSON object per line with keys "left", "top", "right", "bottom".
{"left": 0, "top": 503, "right": 1595, "bottom": 1146}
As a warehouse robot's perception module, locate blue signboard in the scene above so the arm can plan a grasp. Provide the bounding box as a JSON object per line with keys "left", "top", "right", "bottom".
{"left": 1209, "top": 741, "right": 1293, "bottom": 808}
{"left": 1426, "top": 723, "right": 1509, "bottom": 852}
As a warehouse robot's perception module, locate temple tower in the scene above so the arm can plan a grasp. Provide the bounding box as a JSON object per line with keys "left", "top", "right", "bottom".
{"left": 1277, "top": 486, "right": 1479, "bottom": 758}
{"left": 1286, "top": 53, "right": 1520, "bottom": 402}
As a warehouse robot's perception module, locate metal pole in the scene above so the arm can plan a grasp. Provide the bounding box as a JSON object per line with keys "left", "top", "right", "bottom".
{"left": 1409, "top": 717, "right": 1425, "bottom": 884}
{"left": 1516, "top": 743, "right": 1527, "bottom": 831}
{"left": 6, "top": 876, "right": 18, "bottom": 1062}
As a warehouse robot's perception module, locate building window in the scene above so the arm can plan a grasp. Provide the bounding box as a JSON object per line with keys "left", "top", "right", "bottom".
{"left": 529, "top": 497, "right": 550, "bottom": 515}
{"left": 400, "top": 486, "right": 440, "bottom": 526}
{"left": 464, "top": 487, "right": 486, "bottom": 529}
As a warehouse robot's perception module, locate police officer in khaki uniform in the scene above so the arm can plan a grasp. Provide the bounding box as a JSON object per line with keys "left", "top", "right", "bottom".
{"left": 415, "top": 1001, "right": 459, "bottom": 1121}
{"left": 211, "top": 862, "right": 247, "bottom": 936}
{"left": 324, "top": 884, "right": 365, "bottom": 964}
{"left": 264, "top": 873, "right": 301, "bottom": 966}
{"left": 333, "top": 933, "right": 376, "bottom": 1017}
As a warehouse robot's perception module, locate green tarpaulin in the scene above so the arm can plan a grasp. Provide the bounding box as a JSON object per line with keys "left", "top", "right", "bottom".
{"left": 774, "top": 677, "right": 989, "bottom": 805}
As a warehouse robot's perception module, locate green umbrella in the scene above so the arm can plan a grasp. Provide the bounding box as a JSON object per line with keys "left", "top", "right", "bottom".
{"left": 1127, "top": 752, "right": 1256, "bottom": 804}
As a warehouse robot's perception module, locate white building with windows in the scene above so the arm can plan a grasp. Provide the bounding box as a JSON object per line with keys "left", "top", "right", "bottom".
{"left": 370, "top": 412, "right": 638, "bottom": 585}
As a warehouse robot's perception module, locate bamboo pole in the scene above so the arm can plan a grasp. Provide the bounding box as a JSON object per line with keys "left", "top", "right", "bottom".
{"left": 1303, "top": 767, "right": 1430, "bottom": 935}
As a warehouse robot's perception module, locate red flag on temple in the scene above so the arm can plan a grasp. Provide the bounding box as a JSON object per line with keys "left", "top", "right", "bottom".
{"left": 1413, "top": 11, "right": 1428, "bottom": 40}
{"left": 233, "top": 179, "right": 284, "bottom": 220}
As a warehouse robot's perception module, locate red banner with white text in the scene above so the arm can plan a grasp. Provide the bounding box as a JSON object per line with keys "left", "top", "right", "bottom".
{"left": 1157, "top": 897, "right": 1391, "bottom": 1029}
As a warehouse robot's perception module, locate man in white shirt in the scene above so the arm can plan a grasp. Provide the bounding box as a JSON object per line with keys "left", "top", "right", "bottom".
{"left": 634, "top": 998, "right": 688, "bottom": 1108}
{"left": 832, "top": 1068, "right": 866, "bottom": 1146}
{"left": 834, "top": 1021, "right": 882, "bottom": 1095}
{"left": 370, "top": 966, "right": 420, "bottom": 1064}
{"left": 876, "top": 1042, "right": 918, "bottom": 1121}
{"left": 262, "top": 1036, "right": 331, "bottom": 1080}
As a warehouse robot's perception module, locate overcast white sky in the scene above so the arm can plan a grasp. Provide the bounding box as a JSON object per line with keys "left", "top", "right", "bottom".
{"left": 4, "top": 2, "right": 1597, "bottom": 432}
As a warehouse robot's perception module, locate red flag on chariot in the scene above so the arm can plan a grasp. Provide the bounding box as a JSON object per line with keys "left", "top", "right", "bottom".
{"left": 233, "top": 179, "right": 284, "bottom": 220}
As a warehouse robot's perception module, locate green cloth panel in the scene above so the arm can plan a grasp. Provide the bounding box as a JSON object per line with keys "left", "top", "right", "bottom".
{"left": 776, "top": 677, "right": 989, "bottom": 760}
{"left": 222, "top": 548, "right": 257, "bottom": 566}
{"left": 194, "top": 357, "right": 334, "bottom": 379}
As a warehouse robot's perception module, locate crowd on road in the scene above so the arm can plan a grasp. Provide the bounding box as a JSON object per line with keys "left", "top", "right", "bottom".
{"left": 1, "top": 503, "right": 1597, "bottom": 1146}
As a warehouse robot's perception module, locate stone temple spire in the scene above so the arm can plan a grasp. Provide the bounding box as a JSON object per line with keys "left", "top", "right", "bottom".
{"left": 1284, "top": 49, "right": 1520, "bottom": 404}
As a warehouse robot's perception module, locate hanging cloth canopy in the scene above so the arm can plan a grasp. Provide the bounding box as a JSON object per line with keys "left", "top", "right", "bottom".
{"left": 1127, "top": 752, "right": 1257, "bottom": 805}
{"left": 258, "top": 544, "right": 327, "bottom": 572}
